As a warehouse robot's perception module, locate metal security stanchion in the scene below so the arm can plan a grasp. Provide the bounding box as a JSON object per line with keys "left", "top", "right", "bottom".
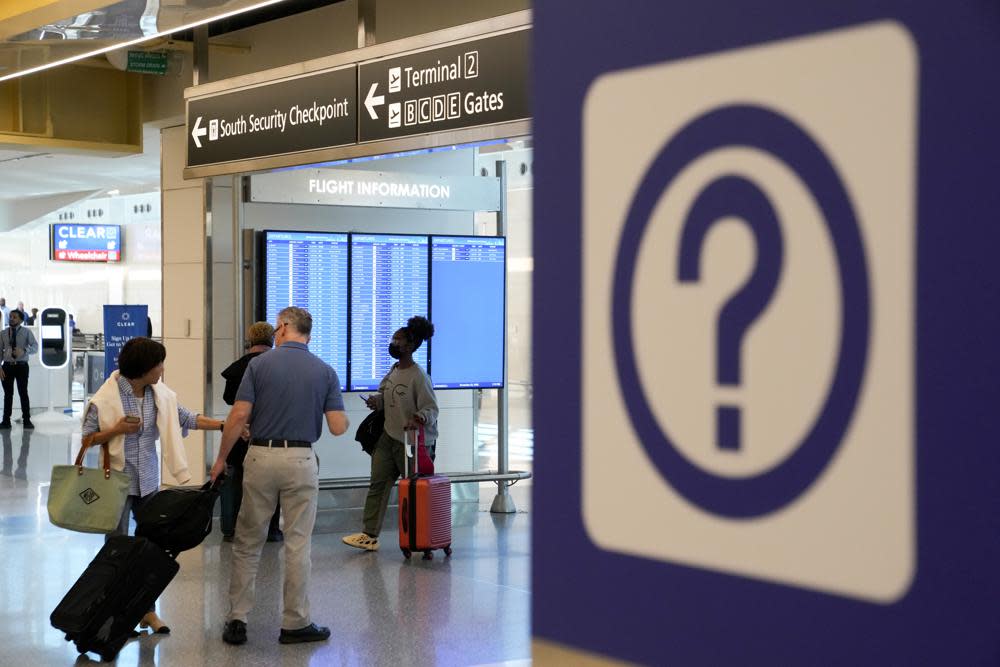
{"left": 490, "top": 159, "right": 516, "bottom": 514}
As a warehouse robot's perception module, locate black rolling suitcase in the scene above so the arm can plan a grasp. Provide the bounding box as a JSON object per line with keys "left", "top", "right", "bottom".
{"left": 50, "top": 535, "right": 178, "bottom": 662}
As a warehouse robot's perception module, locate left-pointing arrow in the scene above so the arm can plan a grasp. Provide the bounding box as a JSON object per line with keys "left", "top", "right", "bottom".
{"left": 365, "top": 83, "right": 385, "bottom": 120}
{"left": 191, "top": 116, "right": 207, "bottom": 148}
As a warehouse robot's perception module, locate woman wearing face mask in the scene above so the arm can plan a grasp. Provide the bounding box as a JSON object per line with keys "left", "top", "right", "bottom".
{"left": 342, "top": 316, "right": 438, "bottom": 552}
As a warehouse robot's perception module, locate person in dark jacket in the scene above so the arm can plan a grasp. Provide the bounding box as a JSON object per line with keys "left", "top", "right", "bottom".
{"left": 0, "top": 309, "right": 38, "bottom": 429}
{"left": 219, "top": 321, "right": 282, "bottom": 542}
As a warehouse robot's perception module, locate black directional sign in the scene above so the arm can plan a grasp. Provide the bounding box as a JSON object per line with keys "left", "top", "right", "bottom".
{"left": 187, "top": 66, "right": 357, "bottom": 168}
{"left": 358, "top": 28, "right": 530, "bottom": 143}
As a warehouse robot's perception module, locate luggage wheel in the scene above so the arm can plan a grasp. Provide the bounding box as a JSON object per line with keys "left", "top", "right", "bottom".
{"left": 401, "top": 548, "right": 412, "bottom": 559}
{"left": 444, "top": 546, "right": 452, "bottom": 557}
{"left": 423, "top": 550, "right": 433, "bottom": 560}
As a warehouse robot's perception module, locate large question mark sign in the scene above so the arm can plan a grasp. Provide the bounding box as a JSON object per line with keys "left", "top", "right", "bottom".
{"left": 676, "top": 176, "right": 784, "bottom": 451}
{"left": 613, "top": 104, "right": 869, "bottom": 518}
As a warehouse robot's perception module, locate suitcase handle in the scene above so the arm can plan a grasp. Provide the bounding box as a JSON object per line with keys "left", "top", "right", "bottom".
{"left": 403, "top": 426, "right": 425, "bottom": 477}
{"left": 202, "top": 473, "right": 226, "bottom": 493}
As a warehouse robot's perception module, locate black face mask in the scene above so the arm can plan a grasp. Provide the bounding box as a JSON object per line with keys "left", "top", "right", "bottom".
{"left": 388, "top": 343, "right": 402, "bottom": 359}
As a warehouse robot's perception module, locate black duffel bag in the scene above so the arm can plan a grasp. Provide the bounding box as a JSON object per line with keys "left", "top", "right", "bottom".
{"left": 135, "top": 477, "right": 224, "bottom": 556}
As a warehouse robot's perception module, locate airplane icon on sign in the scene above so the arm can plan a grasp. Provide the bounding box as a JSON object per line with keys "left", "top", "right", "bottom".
{"left": 389, "top": 67, "right": 401, "bottom": 93}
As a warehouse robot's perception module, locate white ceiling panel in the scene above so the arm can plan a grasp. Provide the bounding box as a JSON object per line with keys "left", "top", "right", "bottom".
{"left": 0, "top": 124, "right": 160, "bottom": 201}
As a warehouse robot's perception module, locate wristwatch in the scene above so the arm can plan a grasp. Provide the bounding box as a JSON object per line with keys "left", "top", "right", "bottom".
{"left": 218, "top": 423, "right": 225, "bottom": 432}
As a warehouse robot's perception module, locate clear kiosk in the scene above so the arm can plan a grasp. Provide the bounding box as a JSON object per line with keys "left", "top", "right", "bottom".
{"left": 32, "top": 307, "right": 73, "bottom": 424}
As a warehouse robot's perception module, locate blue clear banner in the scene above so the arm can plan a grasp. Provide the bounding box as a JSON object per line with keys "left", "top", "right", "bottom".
{"left": 103, "top": 305, "right": 148, "bottom": 379}
{"left": 51, "top": 224, "right": 122, "bottom": 262}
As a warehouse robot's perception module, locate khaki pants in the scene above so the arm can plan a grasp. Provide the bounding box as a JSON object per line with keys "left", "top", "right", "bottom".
{"left": 227, "top": 445, "right": 318, "bottom": 629}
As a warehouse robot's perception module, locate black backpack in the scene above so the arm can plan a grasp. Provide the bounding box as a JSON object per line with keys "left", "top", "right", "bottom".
{"left": 135, "top": 478, "right": 223, "bottom": 556}
{"left": 354, "top": 410, "right": 384, "bottom": 455}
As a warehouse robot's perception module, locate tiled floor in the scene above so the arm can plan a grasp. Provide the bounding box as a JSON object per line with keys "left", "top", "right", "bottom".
{"left": 0, "top": 418, "right": 531, "bottom": 666}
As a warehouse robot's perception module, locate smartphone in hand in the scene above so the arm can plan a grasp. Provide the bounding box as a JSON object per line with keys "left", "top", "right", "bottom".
{"left": 359, "top": 394, "right": 369, "bottom": 403}
{"left": 124, "top": 416, "right": 141, "bottom": 424}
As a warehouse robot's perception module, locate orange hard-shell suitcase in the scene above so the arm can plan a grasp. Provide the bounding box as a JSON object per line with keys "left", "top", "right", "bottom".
{"left": 398, "top": 427, "right": 452, "bottom": 560}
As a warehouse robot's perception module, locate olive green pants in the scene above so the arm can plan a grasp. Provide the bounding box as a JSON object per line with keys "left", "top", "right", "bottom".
{"left": 362, "top": 431, "right": 436, "bottom": 537}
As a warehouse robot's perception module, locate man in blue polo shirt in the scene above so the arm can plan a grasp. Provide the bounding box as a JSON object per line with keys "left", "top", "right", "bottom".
{"left": 210, "top": 306, "right": 348, "bottom": 646}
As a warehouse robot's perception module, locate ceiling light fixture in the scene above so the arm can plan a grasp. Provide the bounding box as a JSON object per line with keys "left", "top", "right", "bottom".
{"left": 0, "top": 0, "right": 287, "bottom": 85}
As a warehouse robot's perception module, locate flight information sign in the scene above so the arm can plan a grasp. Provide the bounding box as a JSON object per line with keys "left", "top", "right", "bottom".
{"left": 430, "top": 236, "right": 505, "bottom": 388}
{"left": 350, "top": 234, "right": 429, "bottom": 391}
{"left": 263, "top": 231, "right": 349, "bottom": 375}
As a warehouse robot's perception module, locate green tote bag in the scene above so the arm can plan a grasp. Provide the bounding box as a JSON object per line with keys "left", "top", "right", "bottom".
{"left": 48, "top": 440, "right": 130, "bottom": 534}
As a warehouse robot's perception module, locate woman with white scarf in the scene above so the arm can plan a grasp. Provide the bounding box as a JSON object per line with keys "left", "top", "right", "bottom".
{"left": 81, "top": 337, "right": 224, "bottom": 635}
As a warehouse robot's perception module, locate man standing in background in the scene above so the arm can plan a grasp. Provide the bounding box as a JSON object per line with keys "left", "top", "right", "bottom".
{"left": 211, "top": 306, "right": 349, "bottom": 646}
{"left": 0, "top": 310, "right": 38, "bottom": 429}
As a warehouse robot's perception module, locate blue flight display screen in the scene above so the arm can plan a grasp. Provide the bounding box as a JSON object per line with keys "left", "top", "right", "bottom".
{"left": 350, "top": 234, "right": 429, "bottom": 391}
{"left": 264, "top": 231, "right": 349, "bottom": 375}
{"left": 430, "top": 236, "right": 505, "bottom": 388}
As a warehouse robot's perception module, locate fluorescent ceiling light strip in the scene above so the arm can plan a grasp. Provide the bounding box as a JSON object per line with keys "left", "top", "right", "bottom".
{"left": 0, "top": 0, "right": 286, "bottom": 84}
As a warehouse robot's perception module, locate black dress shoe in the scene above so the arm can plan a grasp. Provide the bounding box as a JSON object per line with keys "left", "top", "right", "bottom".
{"left": 21, "top": 420, "right": 34, "bottom": 430}
{"left": 223, "top": 620, "right": 247, "bottom": 645}
{"left": 0, "top": 421, "right": 11, "bottom": 429}
{"left": 278, "top": 623, "right": 330, "bottom": 644}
